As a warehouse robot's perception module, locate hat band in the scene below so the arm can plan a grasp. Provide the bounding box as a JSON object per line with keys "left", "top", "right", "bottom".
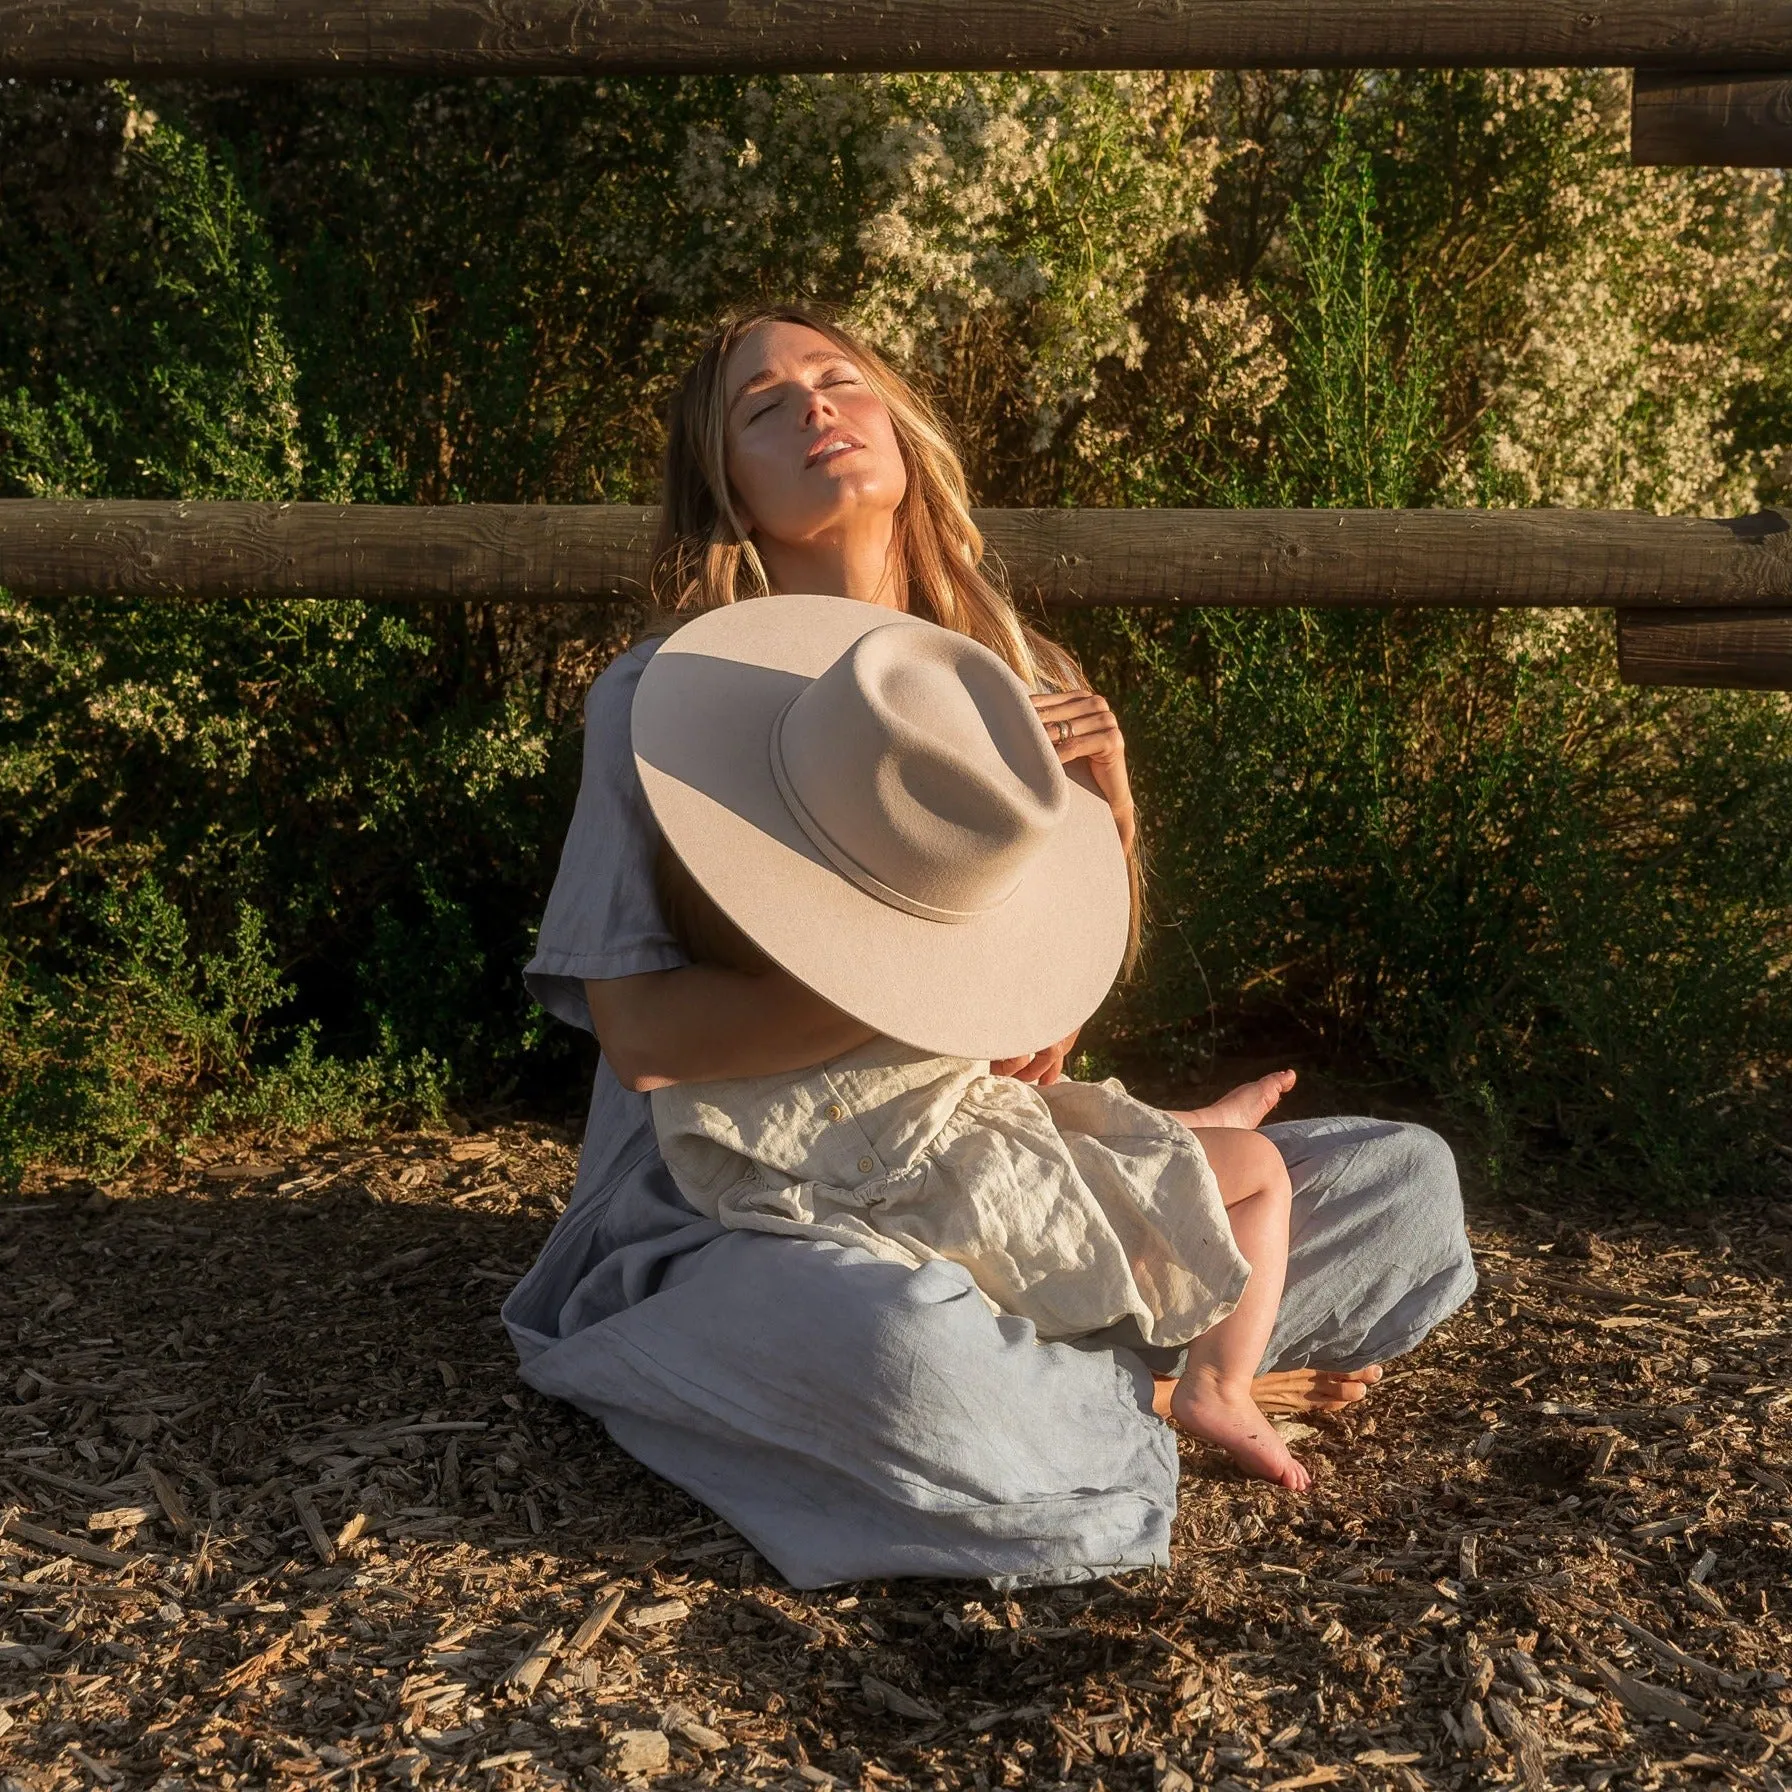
{"left": 769, "top": 698, "right": 992, "bottom": 926}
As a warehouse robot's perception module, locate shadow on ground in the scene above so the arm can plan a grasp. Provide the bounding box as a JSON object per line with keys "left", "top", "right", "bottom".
{"left": 2, "top": 1118, "right": 1789, "bottom": 1790}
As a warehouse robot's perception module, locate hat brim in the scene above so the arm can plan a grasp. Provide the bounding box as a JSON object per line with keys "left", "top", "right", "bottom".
{"left": 631, "top": 593, "right": 1130, "bottom": 1062}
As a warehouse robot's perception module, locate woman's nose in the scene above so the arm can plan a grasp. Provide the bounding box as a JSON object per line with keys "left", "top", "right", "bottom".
{"left": 800, "top": 385, "right": 837, "bottom": 429}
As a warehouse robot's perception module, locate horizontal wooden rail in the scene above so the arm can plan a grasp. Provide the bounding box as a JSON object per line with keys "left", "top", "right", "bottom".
{"left": 1618, "top": 607, "right": 1792, "bottom": 687}
{"left": 0, "top": 502, "right": 664, "bottom": 604}
{"left": 6, "top": 500, "right": 1792, "bottom": 611}
{"left": 1632, "top": 70, "right": 1792, "bottom": 164}
{"left": 7, "top": 1, "right": 1792, "bottom": 78}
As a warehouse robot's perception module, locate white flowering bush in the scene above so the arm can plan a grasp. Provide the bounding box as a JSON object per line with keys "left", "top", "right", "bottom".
{"left": 1476, "top": 72, "right": 1787, "bottom": 516}
{"left": 657, "top": 73, "right": 1228, "bottom": 460}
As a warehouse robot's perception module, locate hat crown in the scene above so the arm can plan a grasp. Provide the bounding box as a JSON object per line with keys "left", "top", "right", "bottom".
{"left": 770, "top": 623, "right": 1067, "bottom": 922}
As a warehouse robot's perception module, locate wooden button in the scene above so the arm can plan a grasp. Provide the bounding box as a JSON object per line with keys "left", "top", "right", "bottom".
{"left": 825, "top": 1103, "right": 845, "bottom": 1122}
{"left": 857, "top": 1156, "right": 875, "bottom": 1175}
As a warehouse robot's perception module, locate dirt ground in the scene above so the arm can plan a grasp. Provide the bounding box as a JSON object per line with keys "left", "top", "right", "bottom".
{"left": 3, "top": 1092, "right": 1790, "bottom": 1792}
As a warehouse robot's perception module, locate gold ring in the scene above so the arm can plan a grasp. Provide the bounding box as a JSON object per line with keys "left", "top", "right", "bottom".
{"left": 1056, "top": 720, "right": 1071, "bottom": 743}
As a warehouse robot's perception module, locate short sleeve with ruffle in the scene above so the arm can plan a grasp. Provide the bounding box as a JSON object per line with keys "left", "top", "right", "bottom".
{"left": 523, "top": 640, "right": 689, "bottom": 1032}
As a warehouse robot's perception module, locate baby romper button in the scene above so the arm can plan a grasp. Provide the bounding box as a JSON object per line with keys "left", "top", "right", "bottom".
{"left": 857, "top": 1156, "right": 875, "bottom": 1175}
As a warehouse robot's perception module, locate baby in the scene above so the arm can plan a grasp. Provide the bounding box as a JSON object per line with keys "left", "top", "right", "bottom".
{"left": 649, "top": 837, "right": 1309, "bottom": 1491}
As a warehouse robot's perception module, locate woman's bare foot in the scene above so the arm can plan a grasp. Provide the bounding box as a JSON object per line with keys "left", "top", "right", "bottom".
{"left": 1252, "top": 1363, "right": 1383, "bottom": 1413}
{"left": 1169, "top": 1366, "right": 1310, "bottom": 1490}
{"left": 1175, "top": 1070, "right": 1297, "bottom": 1132}
{"left": 1152, "top": 1362, "right": 1383, "bottom": 1422}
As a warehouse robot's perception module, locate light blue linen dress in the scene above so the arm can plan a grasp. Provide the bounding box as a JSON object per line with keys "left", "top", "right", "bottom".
{"left": 504, "top": 638, "right": 1479, "bottom": 1589}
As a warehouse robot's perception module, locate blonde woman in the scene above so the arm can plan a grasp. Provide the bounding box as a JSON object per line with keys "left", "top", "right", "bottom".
{"left": 505, "top": 308, "right": 1476, "bottom": 1585}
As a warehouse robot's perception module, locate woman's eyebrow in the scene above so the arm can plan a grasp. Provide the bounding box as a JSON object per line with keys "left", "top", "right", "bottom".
{"left": 730, "top": 349, "right": 850, "bottom": 413}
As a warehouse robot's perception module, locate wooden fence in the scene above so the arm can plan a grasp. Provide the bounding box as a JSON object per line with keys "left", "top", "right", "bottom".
{"left": 6, "top": 1, "right": 1792, "bottom": 166}
{"left": 4, "top": 0, "right": 1792, "bottom": 78}
{"left": 1632, "top": 72, "right": 1792, "bottom": 165}
{"left": 3, "top": 501, "right": 1789, "bottom": 689}
{"left": 4, "top": 4, "right": 1792, "bottom": 685}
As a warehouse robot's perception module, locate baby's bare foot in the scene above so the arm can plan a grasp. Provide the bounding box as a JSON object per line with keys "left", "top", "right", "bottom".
{"left": 1176, "top": 1070, "right": 1297, "bottom": 1132}
{"left": 1169, "top": 1367, "right": 1311, "bottom": 1490}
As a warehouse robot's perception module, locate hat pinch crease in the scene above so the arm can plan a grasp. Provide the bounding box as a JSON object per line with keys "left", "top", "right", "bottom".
{"left": 767, "top": 696, "right": 992, "bottom": 926}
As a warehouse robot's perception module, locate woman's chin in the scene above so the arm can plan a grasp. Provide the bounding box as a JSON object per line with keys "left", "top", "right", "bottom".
{"left": 769, "top": 489, "right": 901, "bottom": 543}
{"left": 813, "top": 477, "right": 873, "bottom": 506}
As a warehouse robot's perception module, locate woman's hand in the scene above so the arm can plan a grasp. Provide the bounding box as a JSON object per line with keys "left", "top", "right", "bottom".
{"left": 992, "top": 1027, "right": 1080, "bottom": 1086}
{"left": 1031, "top": 689, "right": 1135, "bottom": 856}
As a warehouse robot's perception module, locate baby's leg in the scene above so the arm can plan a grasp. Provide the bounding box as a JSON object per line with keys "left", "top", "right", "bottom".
{"left": 1168, "top": 1127, "right": 1309, "bottom": 1491}
{"left": 1159, "top": 1102, "right": 1381, "bottom": 1417}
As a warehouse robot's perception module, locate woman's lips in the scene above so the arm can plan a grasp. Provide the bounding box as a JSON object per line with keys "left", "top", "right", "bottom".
{"left": 805, "top": 432, "right": 863, "bottom": 466}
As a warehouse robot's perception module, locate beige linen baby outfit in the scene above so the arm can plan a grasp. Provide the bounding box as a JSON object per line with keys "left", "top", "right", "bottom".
{"left": 651, "top": 1038, "right": 1250, "bottom": 1348}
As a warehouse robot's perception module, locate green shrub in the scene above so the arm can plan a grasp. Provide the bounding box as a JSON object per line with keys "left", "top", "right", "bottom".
{"left": 0, "top": 585, "right": 570, "bottom": 1172}
{"left": 1065, "top": 132, "right": 1792, "bottom": 1204}
{"left": 1078, "top": 604, "right": 1792, "bottom": 1205}
{"left": 1, "top": 74, "right": 1786, "bottom": 1201}
{"left": 0, "top": 880, "right": 447, "bottom": 1180}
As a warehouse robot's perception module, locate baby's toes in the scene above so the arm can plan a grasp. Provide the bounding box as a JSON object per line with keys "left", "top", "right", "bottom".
{"left": 1253, "top": 1070, "right": 1296, "bottom": 1116}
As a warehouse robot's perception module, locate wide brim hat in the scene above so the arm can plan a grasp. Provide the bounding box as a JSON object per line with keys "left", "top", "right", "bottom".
{"left": 631, "top": 591, "right": 1130, "bottom": 1061}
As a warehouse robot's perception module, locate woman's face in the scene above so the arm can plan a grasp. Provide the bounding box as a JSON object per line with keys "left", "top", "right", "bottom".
{"left": 721, "top": 321, "right": 908, "bottom": 548}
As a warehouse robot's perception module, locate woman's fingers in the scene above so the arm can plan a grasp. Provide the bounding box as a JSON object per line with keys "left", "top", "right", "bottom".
{"left": 1031, "top": 690, "right": 1116, "bottom": 739}
{"left": 1052, "top": 716, "right": 1126, "bottom": 765}
{"left": 995, "top": 1048, "right": 1055, "bottom": 1083}
{"left": 1030, "top": 690, "right": 1109, "bottom": 716}
{"left": 992, "top": 1047, "right": 1058, "bottom": 1083}
{"left": 991, "top": 1027, "right": 1079, "bottom": 1085}
{"left": 1030, "top": 691, "right": 1135, "bottom": 855}
{"left": 1030, "top": 692, "right": 1124, "bottom": 773}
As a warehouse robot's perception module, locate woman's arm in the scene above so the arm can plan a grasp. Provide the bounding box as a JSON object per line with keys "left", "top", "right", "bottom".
{"left": 585, "top": 964, "right": 879, "bottom": 1092}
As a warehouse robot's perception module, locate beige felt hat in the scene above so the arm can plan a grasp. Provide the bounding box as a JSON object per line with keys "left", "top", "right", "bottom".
{"left": 631, "top": 591, "right": 1130, "bottom": 1060}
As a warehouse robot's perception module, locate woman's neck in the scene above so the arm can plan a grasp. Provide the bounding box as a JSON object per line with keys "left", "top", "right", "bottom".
{"left": 755, "top": 516, "right": 907, "bottom": 611}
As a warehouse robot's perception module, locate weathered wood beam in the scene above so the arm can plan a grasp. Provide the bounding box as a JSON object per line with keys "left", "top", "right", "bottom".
{"left": 0, "top": 502, "right": 666, "bottom": 604}
{"left": 6, "top": 500, "right": 1792, "bottom": 611}
{"left": 7, "top": 1, "right": 1792, "bottom": 79}
{"left": 1618, "top": 607, "right": 1792, "bottom": 688}
{"left": 1632, "top": 69, "right": 1792, "bottom": 165}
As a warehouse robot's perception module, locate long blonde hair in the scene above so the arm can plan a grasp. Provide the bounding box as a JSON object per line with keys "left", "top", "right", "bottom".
{"left": 650, "top": 304, "right": 1142, "bottom": 978}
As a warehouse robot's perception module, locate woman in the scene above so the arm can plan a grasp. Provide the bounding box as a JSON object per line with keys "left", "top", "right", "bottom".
{"left": 504, "top": 306, "right": 1477, "bottom": 1588}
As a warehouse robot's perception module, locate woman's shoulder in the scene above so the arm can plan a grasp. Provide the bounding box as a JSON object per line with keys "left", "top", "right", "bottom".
{"left": 578, "top": 636, "right": 668, "bottom": 769}
{"left": 585, "top": 636, "right": 666, "bottom": 720}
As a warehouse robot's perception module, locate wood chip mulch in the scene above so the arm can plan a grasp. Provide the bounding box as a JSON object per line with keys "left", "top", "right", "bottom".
{"left": 2, "top": 1123, "right": 1789, "bottom": 1792}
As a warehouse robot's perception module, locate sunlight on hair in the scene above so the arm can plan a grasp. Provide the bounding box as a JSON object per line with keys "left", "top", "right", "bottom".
{"left": 650, "top": 305, "right": 1082, "bottom": 690}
